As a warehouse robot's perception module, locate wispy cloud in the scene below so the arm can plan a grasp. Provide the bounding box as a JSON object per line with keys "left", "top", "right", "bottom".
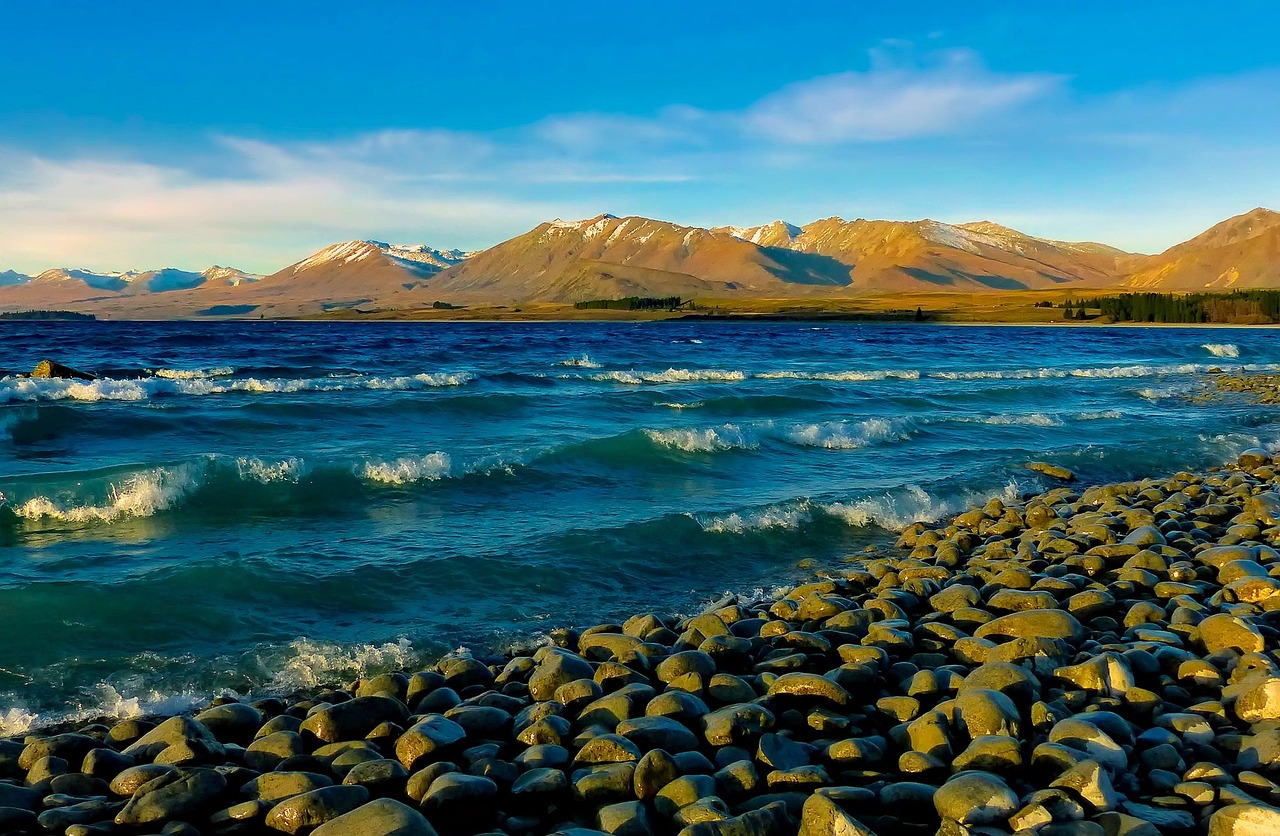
{"left": 741, "top": 50, "right": 1063, "bottom": 144}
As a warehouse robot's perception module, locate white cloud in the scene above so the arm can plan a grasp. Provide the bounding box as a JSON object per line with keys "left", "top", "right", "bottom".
{"left": 742, "top": 50, "right": 1062, "bottom": 144}
{"left": 0, "top": 147, "right": 576, "bottom": 274}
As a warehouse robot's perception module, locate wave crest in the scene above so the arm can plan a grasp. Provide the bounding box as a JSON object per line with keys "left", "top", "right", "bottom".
{"left": 784, "top": 418, "right": 912, "bottom": 449}
{"left": 644, "top": 425, "right": 756, "bottom": 453}
{"left": 0, "top": 371, "right": 475, "bottom": 403}
{"left": 592, "top": 368, "right": 747, "bottom": 385}
{"left": 13, "top": 465, "right": 200, "bottom": 524}
{"left": 1203, "top": 343, "right": 1240, "bottom": 358}
{"left": 358, "top": 452, "right": 453, "bottom": 485}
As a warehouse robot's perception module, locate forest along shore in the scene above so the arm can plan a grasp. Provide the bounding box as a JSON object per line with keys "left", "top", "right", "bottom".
{"left": 6, "top": 444, "right": 1280, "bottom": 835}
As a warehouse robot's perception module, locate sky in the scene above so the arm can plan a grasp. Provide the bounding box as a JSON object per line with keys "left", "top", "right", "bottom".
{"left": 2, "top": 0, "right": 1280, "bottom": 274}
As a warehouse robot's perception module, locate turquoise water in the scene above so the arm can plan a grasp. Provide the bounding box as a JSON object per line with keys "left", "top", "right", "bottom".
{"left": 1, "top": 321, "right": 1278, "bottom": 730}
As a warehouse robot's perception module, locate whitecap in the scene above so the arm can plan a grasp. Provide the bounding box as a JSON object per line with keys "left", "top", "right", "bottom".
{"left": 0, "top": 370, "right": 475, "bottom": 403}
{"left": 592, "top": 368, "right": 747, "bottom": 385}
{"left": 783, "top": 418, "right": 912, "bottom": 449}
{"left": 555, "top": 354, "right": 602, "bottom": 369}
{"left": 358, "top": 452, "right": 453, "bottom": 485}
{"left": 694, "top": 502, "right": 813, "bottom": 534}
{"left": 13, "top": 465, "right": 201, "bottom": 523}
{"left": 152, "top": 366, "right": 235, "bottom": 380}
{"left": 1203, "top": 343, "right": 1240, "bottom": 358}
{"left": 644, "top": 425, "right": 756, "bottom": 453}
{"left": 235, "top": 457, "right": 307, "bottom": 483}
{"left": 757, "top": 369, "right": 920, "bottom": 382}
{"left": 945, "top": 413, "right": 1062, "bottom": 427}
{"left": 823, "top": 480, "right": 1023, "bottom": 532}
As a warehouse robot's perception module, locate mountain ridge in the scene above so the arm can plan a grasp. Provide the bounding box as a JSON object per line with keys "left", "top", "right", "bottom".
{"left": 2, "top": 208, "right": 1278, "bottom": 316}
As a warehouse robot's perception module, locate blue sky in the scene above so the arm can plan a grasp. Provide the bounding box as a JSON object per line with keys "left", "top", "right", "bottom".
{"left": 2, "top": 1, "right": 1279, "bottom": 273}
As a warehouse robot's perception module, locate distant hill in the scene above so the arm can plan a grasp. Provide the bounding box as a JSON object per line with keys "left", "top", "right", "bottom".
{"left": 1125, "top": 207, "right": 1280, "bottom": 290}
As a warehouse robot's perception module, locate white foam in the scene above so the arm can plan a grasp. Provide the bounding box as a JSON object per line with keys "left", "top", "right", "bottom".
{"left": 784, "top": 418, "right": 911, "bottom": 449}
{"left": 946, "top": 413, "right": 1062, "bottom": 427}
{"left": 757, "top": 369, "right": 921, "bottom": 382}
{"left": 556, "top": 354, "right": 603, "bottom": 369}
{"left": 359, "top": 452, "right": 453, "bottom": 485}
{"left": 0, "top": 637, "right": 422, "bottom": 735}
{"left": 13, "top": 465, "right": 200, "bottom": 523}
{"left": 592, "top": 368, "right": 747, "bottom": 385}
{"left": 657, "top": 401, "right": 704, "bottom": 410}
{"left": 645, "top": 425, "right": 756, "bottom": 453}
{"left": 262, "top": 637, "right": 418, "bottom": 691}
{"left": 696, "top": 503, "right": 813, "bottom": 534}
{"left": 1203, "top": 343, "right": 1240, "bottom": 358}
{"left": 930, "top": 362, "right": 1280, "bottom": 381}
{"left": 0, "top": 371, "right": 475, "bottom": 403}
{"left": 824, "top": 480, "right": 1023, "bottom": 532}
{"left": 153, "top": 366, "right": 235, "bottom": 380}
{"left": 0, "top": 683, "right": 208, "bottom": 737}
{"left": 236, "top": 457, "right": 307, "bottom": 483}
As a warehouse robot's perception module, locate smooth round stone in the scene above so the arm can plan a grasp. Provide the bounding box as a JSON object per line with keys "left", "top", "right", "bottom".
{"left": 765, "top": 673, "right": 851, "bottom": 707}
{"left": 264, "top": 786, "right": 372, "bottom": 836}
{"left": 310, "top": 798, "right": 437, "bottom": 836}
{"left": 615, "top": 716, "right": 699, "bottom": 753}
{"left": 242, "top": 771, "right": 334, "bottom": 802}
{"left": 114, "top": 768, "right": 228, "bottom": 827}
{"left": 933, "top": 771, "right": 1019, "bottom": 825}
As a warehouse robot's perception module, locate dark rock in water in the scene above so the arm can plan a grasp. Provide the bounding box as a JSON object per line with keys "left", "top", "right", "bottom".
{"left": 29, "top": 359, "right": 95, "bottom": 380}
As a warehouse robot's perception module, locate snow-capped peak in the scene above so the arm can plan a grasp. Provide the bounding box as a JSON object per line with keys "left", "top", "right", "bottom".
{"left": 292, "top": 240, "right": 382, "bottom": 272}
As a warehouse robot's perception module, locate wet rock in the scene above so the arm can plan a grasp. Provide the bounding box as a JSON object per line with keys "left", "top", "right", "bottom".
{"left": 264, "top": 785, "right": 372, "bottom": 835}
{"left": 933, "top": 771, "right": 1019, "bottom": 825}
{"left": 302, "top": 696, "right": 411, "bottom": 744}
{"left": 310, "top": 797, "right": 438, "bottom": 836}
{"left": 394, "top": 715, "right": 467, "bottom": 771}
{"left": 114, "top": 767, "right": 228, "bottom": 827}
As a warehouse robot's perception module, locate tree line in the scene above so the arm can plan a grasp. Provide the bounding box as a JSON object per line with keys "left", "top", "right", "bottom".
{"left": 1086, "top": 291, "right": 1280, "bottom": 324}
{"left": 573, "top": 297, "right": 690, "bottom": 311}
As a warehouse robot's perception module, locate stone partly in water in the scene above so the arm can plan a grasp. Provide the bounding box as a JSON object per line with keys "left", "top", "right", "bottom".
{"left": 5, "top": 453, "right": 1280, "bottom": 836}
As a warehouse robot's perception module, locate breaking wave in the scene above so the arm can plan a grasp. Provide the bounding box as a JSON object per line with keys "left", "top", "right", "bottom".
{"left": 1203, "top": 343, "right": 1240, "bottom": 358}
{"left": 358, "top": 452, "right": 454, "bottom": 485}
{"left": 757, "top": 369, "right": 921, "bottom": 382}
{"left": 783, "top": 418, "right": 912, "bottom": 449}
{"left": 643, "top": 425, "right": 756, "bottom": 453}
{"left": 591, "top": 368, "right": 747, "bottom": 384}
{"left": 556, "top": 354, "right": 603, "bottom": 368}
{"left": 0, "top": 371, "right": 476, "bottom": 403}
{"left": 0, "top": 637, "right": 424, "bottom": 736}
{"left": 692, "top": 480, "right": 1025, "bottom": 535}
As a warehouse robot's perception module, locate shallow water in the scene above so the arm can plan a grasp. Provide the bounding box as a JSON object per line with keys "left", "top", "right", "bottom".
{"left": 1, "top": 321, "right": 1277, "bottom": 731}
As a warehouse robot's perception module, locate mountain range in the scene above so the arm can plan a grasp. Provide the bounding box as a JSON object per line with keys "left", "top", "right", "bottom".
{"left": 2, "top": 207, "right": 1278, "bottom": 317}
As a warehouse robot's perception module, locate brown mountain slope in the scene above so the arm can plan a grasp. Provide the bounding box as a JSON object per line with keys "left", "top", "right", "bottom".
{"left": 200, "top": 241, "right": 466, "bottom": 315}
{"left": 430, "top": 215, "right": 852, "bottom": 303}
{"left": 776, "top": 217, "right": 1128, "bottom": 291}
{"left": 1125, "top": 207, "right": 1280, "bottom": 290}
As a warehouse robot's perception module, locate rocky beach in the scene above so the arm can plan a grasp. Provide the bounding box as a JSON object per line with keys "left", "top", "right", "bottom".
{"left": 6, "top": 440, "right": 1280, "bottom": 836}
